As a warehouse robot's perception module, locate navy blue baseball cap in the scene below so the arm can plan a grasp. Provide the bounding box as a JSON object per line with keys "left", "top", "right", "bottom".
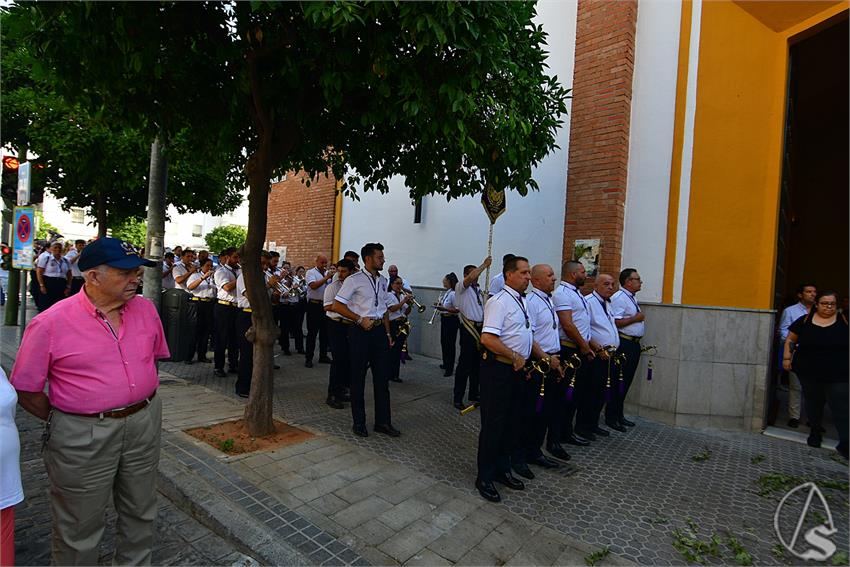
{"left": 78, "top": 237, "right": 157, "bottom": 271}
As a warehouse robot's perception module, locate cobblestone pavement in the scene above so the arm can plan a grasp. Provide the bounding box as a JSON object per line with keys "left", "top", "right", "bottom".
{"left": 163, "top": 346, "right": 850, "bottom": 566}
{"left": 13, "top": 408, "right": 257, "bottom": 566}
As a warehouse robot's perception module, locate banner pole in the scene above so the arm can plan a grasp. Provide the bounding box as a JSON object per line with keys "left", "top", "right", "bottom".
{"left": 483, "top": 222, "right": 494, "bottom": 297}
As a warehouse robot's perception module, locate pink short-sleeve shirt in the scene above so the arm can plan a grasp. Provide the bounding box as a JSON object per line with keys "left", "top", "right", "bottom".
{"left": 10, "top": 288, "right": 170, "bottom": 414}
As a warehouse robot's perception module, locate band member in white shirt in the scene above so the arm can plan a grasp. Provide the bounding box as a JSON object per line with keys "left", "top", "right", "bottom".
{"left": 172, "top": 249, "right": 197, "bottom": 292}
{"left": 487, "top": 254, "right": 515, "bottom": 297}
{"left": 324, "top": 258, "right": 356, "bottom": 409}
{"left": 453, "top": 256, "right": 492, "bottom": 410}
{"left": 35, "top": 241, "right": 72, "bottom": 312}
{"left": 580, "top": 274, "right": 620, "bottom": 439}
{"left": 476, "top": 256, "right": 560, "bottom": 503}
{"left": 331, "top": 243, "right": 400, "bottom": 439}
{"left": 162, "top": 252, "right": 176, "bottom": 289}
{"left": 387, "top": 265, "right": 412, "bottom": 293}
{"left": 610, "top": 268, "right": 645, "bottom": 429}
{"left": 305, "top": 255, "right": 335, "bottom": 368}
{"left": 386, "top": 276, "right": 413, "bottom": 384}
{"left": 213, "top": 247, "right": 240, "bottom": 378}
{"left": 186, "top": 258, "right": 216, "bottom": 364}
{"left": 64, "top": 239, "right": 86, "bottom": 295}
{"left": 435, "top": 273, "right": 460, "bottom": 377}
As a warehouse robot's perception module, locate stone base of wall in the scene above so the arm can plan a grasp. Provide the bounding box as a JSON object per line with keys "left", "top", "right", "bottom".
{"left": 407, "top": 287, "right": 776, "bottom": 433}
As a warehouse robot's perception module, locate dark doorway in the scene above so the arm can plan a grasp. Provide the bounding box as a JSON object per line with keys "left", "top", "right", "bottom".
{"left": 769, "top": 15, "right": 849, "bottom": 436}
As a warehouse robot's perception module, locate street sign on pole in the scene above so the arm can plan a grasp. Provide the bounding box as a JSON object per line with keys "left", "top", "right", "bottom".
{"left": 13, "top": 206, "right": 34, "bottom": 270}
{"left": 17, "top": 161, "right": 31, "bottom": 206}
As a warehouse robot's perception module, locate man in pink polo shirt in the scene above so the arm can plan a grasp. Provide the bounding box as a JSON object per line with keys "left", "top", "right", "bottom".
{"left": 11, "top": 237, "right": 169, "bottom": 566}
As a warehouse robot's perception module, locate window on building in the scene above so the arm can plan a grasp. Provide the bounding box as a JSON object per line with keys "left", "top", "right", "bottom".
{"left": 70, "top": 208, "right": 85, "bottom": 224}
{"left": 192, "top": 224, "right": 203, "bottom": 237}
{"left": 413, "top": 199, "right": 422, "bottom": 224}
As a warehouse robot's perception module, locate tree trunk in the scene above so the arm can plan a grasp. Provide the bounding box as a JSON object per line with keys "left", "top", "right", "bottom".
{"left": 142, "top": 136, "right": 168, "bottom": 312}
{"left": 96, "top": 191, "right": 108, "bottom": 238}
{"left": 242, "top": 147, "right": 279, "bottom": 437}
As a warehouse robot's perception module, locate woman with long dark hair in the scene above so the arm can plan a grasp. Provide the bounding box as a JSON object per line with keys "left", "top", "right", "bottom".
{"left": 784, "top": 289, "right": 849, "bottom": 458}
{"left": 436, "top": 273, "right": 460, "bottom": 377}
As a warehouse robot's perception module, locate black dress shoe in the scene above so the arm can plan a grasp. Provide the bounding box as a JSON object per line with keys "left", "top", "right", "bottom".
{"left": 787, "top": 418, "right": 799, "bottom": 428}
{"left": 237, "top": 392, "right": 249, "bottom": 398}
{"left": 529, "top": 455, "right": 560, "bottom": 469}
{"left": 546, "top": 443, "right": 572, "bottom": 461}
{"left": 339, "top": 394, "right": 351, "bottom": 402}
{"left": 184, "top": 359, "right": 194, "bottom": 365}
{"left": 389, "top": 377, "right": 403, "bottom": 383}
{"left": 606, "top": 422, "right": 627, "bottom": 433}
{"left": 282, "top": 350, "right": 292, "bottom": 356}
{"left": 305, "top": 360, "right": 313, "bottom": 368}
{"left": 620, "top": 418, "right": 636, "bottom": 427}
{"left": 807, "top": 436, "right": 822, "bottom": 448}
{"left": 590, "top": 426, "right": 610, "bottom": 437}
{"left": 439, "top": 364, "right": 446, "bottom": 369}
{"left": 319, "top": 357, "right": 332, "bottom": 364}
{"left": 454, "top": 401, "right": 465, "bottom": 410}
{"left": 352, "top": 424, "right": 368, "bottom": 437}
{"left": 563, "top": 434, "right": 591, "bottom": 447}
{"left": 326, "top": 396, "right": 344, "bottom": 409}
{"left": 475, "top": 479, "right": 501, "bottom": 503}
{"left": 274, "top": 364, "right": 281, "bottom": 370}
{"left": 494, "top": 473, "right": 524, "bottom": 490}
{"left": 228, "top": 367, "right": 239, "bottom": 375}
{"left": 214, "top": 369, "right": 227, "bottom": 378}
{"left": 573, "top": 429, "right": 597, "bottom": 441}
{"left": 199, "top": 357, "right": 212, "bottom": 364}
{"left": 468, "top": 395, "right": 480, "bottom": 403}
{"left": 374, "top": 424, "right": 401, "bottom": 437}
{"left": 443, "top": 371, "right": 453, "bottom": 377}
{"left": 296, "top": 349, "right": 305, "bottom": 355}
{"left": 512, "top": 463, "right": 535, "bottom": 480}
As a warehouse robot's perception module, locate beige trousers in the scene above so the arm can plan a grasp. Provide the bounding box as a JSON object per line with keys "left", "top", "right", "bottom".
{"left": 788, "top": 370, "right": 802, "bottom": 420}
{"left": 44, "top": 396, "right": 161, "bottom": 566}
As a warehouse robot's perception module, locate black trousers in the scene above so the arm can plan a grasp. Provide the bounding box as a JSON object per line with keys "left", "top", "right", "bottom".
{"left": 293, "top": 300, "right": 306, "bottom": 351}
{"left": 235, "top": 310, "right": 253, "bottom": 396}
{"left": 306, "top": 301, "right": 328, "bottom": 361}
{"left": 531, "top": 368, "right": 564, "bottom": 455}
{"left": 388, "top": 318, "right": 406, "bottom": 381}
{"left": 477, "top": 357, "right": 523, "bottom": 482}
{"left": 184, "top": 299, "right": 199, "bottom": 361}
{"left": 800, "top": 378, "right": 849, "bottom": 449}
{"left": 440, "top": 315, "right": 459, "bottom": 374}
{"left": 70, "top": 277, "right": 84, "bottom": 296}
{"left": 327, "top": 319, "right": 351, "bottom": 398}
{"left": 278, "top": 303, "right": 297, "bottom": 354}
{"left": 348, "top": 324, "right": 392, "bottom": 427}
{"left": 577, "top": 357, "right": 609, "bottom": 431}
{"left": 560, "top": 345, "right": 587, "bottom": 440}
{"left": 214, "top": 303, "right": 239, "bottom": 371}
{"left": 512, "top": 370, "right": 543, "bottom": 466}
{"left": 607, "top": 339, "right": 641, "bottom": 423}
{"left": 193, "top": 300, "right": 214, "bottom": 360}
{"left": 454, "top": 322, "right": 482, "bottom": 403}
{"left": 40, "top": 276, "right": 67, "bottom": 311}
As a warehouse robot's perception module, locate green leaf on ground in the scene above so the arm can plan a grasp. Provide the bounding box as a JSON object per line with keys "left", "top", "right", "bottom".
{"left": 692, "top": 448, "right": 712, "bottom": 462}
{"left": 584, "top": 548, "right": 610, "bottom": 566}
{"left": 750, "top": 454, "right": 765, "bottom": 464}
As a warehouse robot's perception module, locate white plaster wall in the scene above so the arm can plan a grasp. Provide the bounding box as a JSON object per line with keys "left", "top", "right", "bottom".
{"left": 339, "top": 0, "right": 578, "bottom": 287}
{"left": 621, "top": 0, "right": 683, "bottom": 303}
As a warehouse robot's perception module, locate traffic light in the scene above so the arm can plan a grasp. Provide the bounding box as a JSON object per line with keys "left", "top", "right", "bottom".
{"left": 2, "top": 155, "right": 45, "bottom": 204}
{"left": 0, "top": 244, "right": 11, "bottom": 271}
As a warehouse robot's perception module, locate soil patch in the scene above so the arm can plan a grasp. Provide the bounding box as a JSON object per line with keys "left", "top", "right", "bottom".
{"left": 185, "top": 418, "right": 315, "bottom": 455}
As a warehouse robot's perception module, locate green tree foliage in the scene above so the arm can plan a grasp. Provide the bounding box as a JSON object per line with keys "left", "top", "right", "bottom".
{"left": 204, "top": 225, "right": 248, "bottom": 255}
{"left": 9, "top": 1, "right": 570, "bottom": 435}
{"left": 34, "top": 211, "right": 60, "bottom": 241}
{"left": 110, "top": 217, "right": 148, "bottom": 248}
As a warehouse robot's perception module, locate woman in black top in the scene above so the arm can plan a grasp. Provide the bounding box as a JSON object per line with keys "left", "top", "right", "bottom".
{"left": 783, "top": 290, "right": 849, "bottom": 458}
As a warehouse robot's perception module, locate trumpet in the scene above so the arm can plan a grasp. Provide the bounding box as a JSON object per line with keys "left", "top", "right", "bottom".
{"left": 523, "top": 356, "right": 551, "bottom": 376}
{"left": 640, "top": 344, "right": 658, "bottom": 355}
{"left": 404, "top": 292, "right": 427, "bottom": 314}
{"left": 275, "top": 280, "right": 300, "bottom": 298}
{"left": 428, "top": 291, "right": 447, "bottom": 325}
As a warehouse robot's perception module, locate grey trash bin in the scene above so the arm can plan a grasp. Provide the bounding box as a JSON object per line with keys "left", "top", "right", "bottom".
{"left": 161, "top": 288, "right": 197, "bottom": 362}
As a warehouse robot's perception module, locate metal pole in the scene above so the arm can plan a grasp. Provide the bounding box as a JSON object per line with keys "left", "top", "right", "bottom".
{"left": 143, "top": 136, "right": 168, "bottom": 312}
{"left": 19, "top": 270, "right": 27, "bottom": 331}
{"left": 483, "top": 222, "right": 494, "bottom": 298}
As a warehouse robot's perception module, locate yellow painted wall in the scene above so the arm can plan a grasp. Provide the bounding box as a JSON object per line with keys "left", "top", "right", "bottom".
{"left": 679, "top": 1, "right": 847, "bottom": 309}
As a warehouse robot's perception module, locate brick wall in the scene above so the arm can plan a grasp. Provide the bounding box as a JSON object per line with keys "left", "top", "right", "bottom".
{"left": 265, "top": 171, "right": 337, "bottom": 269}
{"left": 562, "top": 0, "right": 638, "bottom": 288}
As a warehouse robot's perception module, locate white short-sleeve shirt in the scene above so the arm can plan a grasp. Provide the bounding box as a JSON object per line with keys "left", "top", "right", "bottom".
{"left": 306, "top": 267, "right": 327, "bottom": 301}
{"left": 441, "top": 289, "right": 457, "bottom": 311}
{"left": 610, "top": 289, "right": 644, "bottom": 338}
{"left": 214, "top": 265, "right": 238, "bottom": 303}
{"left": 335, "top": 271, "right": 389, "bottom": 319}
{"left": 553, "top": 281, "right": 591, "bottom": 342}
{"left": 482, "top": 286, "right": 533, "bottom": 359}
{"left": 586, "top": 291, "right": 619, "bottom": 349}
{"left": 172, "top": 261, "right": 196, "bottom": 291}
{"left": 38, "top": 254, "right": 70, "bottom": 278}
{"left": 488, "top": 272, "right": 505, "bottom": 297}
{"left": 65, "top": 249, "right": 83, "bottom": 278}
{"left": 455, "top": 281, "right": 484, "bottom": 323}
{"left": 386, "top": 292, "right": 407, "bottom": 321}
{"left": 324, "top": 279, "right": 345, "bottom": 321}
{"left": 162, "top": 261, "right": 176, "bottom": 289}
{"left": 528, "top": 288, "right": 560, "bottom": 354}
{"left": 235, "top": 273, "right": 250, "bottom": 309}
{"left": 187, "top": 271, "right": 216, "bottom": 299}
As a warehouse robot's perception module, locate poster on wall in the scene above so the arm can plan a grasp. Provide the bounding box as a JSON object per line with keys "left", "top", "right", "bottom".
{"left": 573, "top": 238, "right": 600, "bottom": 277}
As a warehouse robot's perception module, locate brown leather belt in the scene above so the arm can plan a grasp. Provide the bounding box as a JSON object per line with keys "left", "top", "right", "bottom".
{"left": 560, "top": 339, "right": 577, "bottom": 349}
{"left": 309, "top": 299, "right": 323, "bottom": 304}
{"left": 618, "top": 333, "right": 642, "bottom": 342}
{"left": 481, "top": 350, "right": 526, "bottom": 367}
{"left": 64, "top": 391, "right": 156, "bottom": 419}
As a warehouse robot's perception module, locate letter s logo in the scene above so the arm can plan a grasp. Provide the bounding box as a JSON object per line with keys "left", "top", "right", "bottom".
{"left": 800, "top": 524, "right": 837, "bottom": 561}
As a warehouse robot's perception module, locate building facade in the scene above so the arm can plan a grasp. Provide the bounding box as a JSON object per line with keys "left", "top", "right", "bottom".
{"left": 266, "top": 0, "right": 849, "bottom": 432}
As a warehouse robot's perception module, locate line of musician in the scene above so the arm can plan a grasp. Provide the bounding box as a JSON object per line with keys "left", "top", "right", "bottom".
{"left": 451, "top": 255, "right": 647, "bottom": 503}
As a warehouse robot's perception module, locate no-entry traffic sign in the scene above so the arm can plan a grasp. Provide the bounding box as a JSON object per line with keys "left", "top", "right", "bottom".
{"left": 13, "top": 206, "right": 34, "bottom": 270}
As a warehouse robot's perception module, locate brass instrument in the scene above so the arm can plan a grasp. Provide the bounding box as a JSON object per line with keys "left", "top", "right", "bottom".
{"left": 564, "top": 353, "right": 582, "bottom": 401}
{"left": 428, "top": 291, "right": 447, "bottom": 325}
{"left": 523, "top": 356, "right": 551, "bottom": 377}
{"left": 275, "top": 279, "right": 300, "bottom": 299}
{"left": 397, "top": 318, "right": 412, "bottom": 358}
{"left": 405, "top": 292, "right": 427, "bottom": 314}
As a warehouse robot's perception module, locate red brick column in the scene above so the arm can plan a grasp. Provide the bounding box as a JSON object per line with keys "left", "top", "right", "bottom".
{"left": 265, "top": 171, "right": 336, "bottom": 269}
{"left": 562, "top": 0, "right": 638, "bottom": 283}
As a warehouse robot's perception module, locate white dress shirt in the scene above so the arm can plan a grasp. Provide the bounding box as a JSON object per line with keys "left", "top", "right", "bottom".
{"left": 306, "top": 267, "right": 328, "bottom": 301}
{"left": 488, "top": 272, "right": 505, "bottom": 296}
{"left": 387, "top": 292, "right": 407, "bottom": 321}
{"left": 64, "top": 249, "right": 82, "bottom": 278}
{"left": 214, "top": 265, "right": 238, "bottom": 303}
{"left": 162, "top": 261, "right": 176, "bottom": 289}
{"left": 553, "top": 281, "right": 591, "bottom": 342}
{"left": 38, "top": 254, "right": 70, "bottom": 278}
{"left": 455, "top": 281, "right": 484, "bottom": 322}
{"left": 324, "top": 279, "right": 345, "bottom": 321}
{"left": 187, "top": 272, "right": 216, "bottom": 299}
{"left": 483, "top": 286, "right": 534, "bottom": 359}
{"left": 586, "top": 291, "right": 619, "bottom": 349}
{"left": 335, "top": 270, "right": 390, "bottom": 319}
{"left": 172, "top": 261, "right": 195, "bottom": 292}
{"left": 441, "top": 290, "right": 457, "bottom": 313}
{"left": 779, "top": 302, "right": 809, "bottom": 343}
{"left": 528, "top": 288, "right": 560, "bottom": 354}
{"left": 235, "top": 273, "right": 250, "bottom": 309}
{"left": 610, "top": 289, "right": 644, "bottom": 338}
